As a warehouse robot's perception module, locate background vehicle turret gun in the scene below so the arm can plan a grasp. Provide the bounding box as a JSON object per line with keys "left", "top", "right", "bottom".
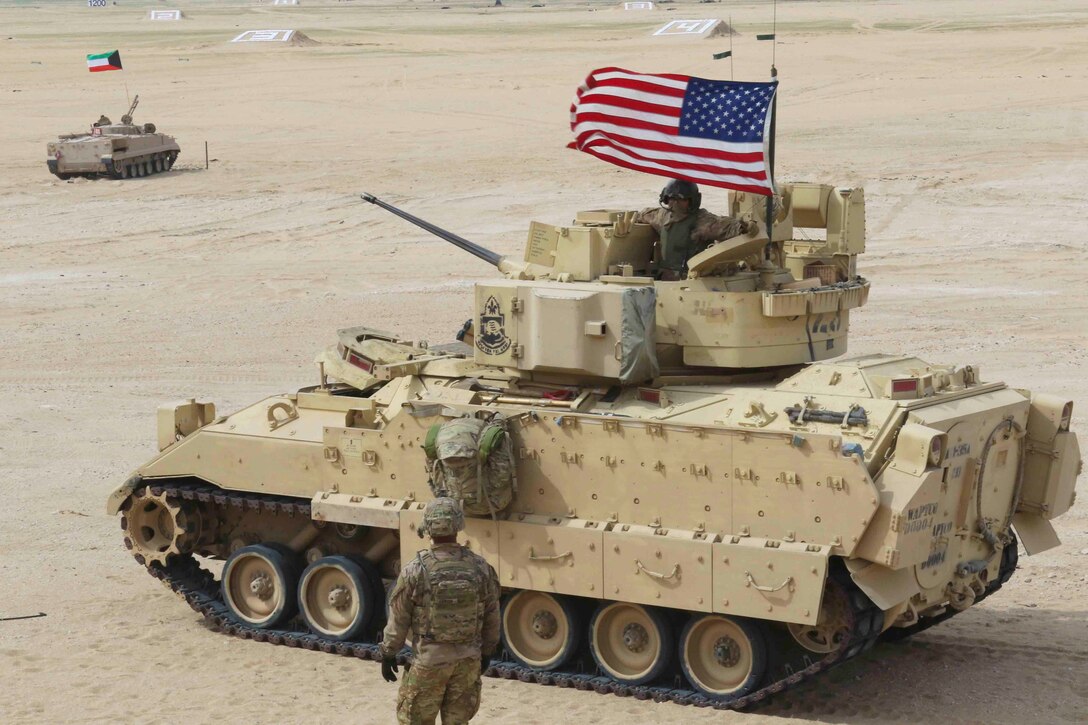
{"left": 121, "top": 94, "right": 140, "bottom": 125}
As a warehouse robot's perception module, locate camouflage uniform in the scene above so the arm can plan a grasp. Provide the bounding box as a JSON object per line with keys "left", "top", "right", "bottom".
{"left": 636, "top": 206, "right": 747, "bottom": 277}
{"left": 396, "top": 656, "right": 482, "bottom": 725}
{"left": 380, "top": 541, "right": 501, "bottom": 725}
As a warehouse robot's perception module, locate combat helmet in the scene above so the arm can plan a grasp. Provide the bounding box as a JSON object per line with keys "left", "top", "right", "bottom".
{"left": 419, "top": 497, "right": 465, "bottom": 538}
{"left": 658, "top": 178, "right": 702, "bottom": 211}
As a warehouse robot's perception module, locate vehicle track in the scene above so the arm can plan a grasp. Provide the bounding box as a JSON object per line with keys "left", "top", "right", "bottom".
{"left": 131, "top": 481, "right": 886, "bottom": 711}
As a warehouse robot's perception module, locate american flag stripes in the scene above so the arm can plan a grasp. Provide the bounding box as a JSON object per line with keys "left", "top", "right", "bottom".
{"left": 568, "top": 67, "right": 778, "bottom": 196}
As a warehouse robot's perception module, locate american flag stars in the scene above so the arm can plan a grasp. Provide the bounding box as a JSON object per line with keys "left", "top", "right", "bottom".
{"left": 680, "top": 79, "right": 774, "bottom": 144}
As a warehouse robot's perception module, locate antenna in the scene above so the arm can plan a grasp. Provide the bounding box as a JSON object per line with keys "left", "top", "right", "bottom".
{"left": 711, "top": 19, "right": 733, "bottom": 67}
{"left": 756, "top": 0, "right": 778, "bottom": 67}
{"left": 772, "top": 0, "right": 777, "bottom": 67}
{"left": 729, "top": 16, "right": 734, "bottom": 80}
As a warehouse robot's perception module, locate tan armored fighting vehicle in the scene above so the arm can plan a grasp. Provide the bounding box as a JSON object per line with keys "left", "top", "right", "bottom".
{"left": 108, "top": 184, "right": 1080, "bottom": 709}
{"left": 47, "top": 95, "right": 179, "bottom": 180}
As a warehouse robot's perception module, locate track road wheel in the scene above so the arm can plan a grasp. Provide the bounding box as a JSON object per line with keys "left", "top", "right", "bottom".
{"left": 298, "top": 556, "right": 379, "bottom": 640}
{"left": 787, "top": 578, "right": 852, "bottom": 653}
{"left": 122, "top": 487, "right": 197, "bottom": 566}
{"left": 502, "top": 591, "right": 582, "bottom": 671}
{"left": 333, "top": 522, "right": 367, "bottom": 541}
{"left": 589, "top": 602, "right": 673, "bottom": 685}
{"left": 222, "top": 544, "right": 301, "bottom": 628}
{"left": 679, "top": 614, "right": 767, "bottom": 700}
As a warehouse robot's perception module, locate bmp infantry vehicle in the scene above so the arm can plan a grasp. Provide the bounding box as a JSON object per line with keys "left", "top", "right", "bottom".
{"left": 109, "top": 183, "right": 1081, "bottom": 709}
{"left": 47, "top": 95, "right": 180, "bottom": 180}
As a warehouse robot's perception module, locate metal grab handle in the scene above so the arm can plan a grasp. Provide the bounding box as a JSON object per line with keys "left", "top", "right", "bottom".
{"left": 636, "top": 560, "right": 680, "bottom": 581}
{"left": 745, "top": 571, "right": 793, "bottom": 593}
{"left": 528, "top": 548, "right": 572, "bottom": 562}
{"left": 267, "top": 401, "right": 298, "bottom": 431}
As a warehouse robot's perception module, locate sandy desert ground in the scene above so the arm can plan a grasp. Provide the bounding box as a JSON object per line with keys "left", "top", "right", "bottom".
{"left": 1, "top": 0, "right": 1086, "bottom": 723}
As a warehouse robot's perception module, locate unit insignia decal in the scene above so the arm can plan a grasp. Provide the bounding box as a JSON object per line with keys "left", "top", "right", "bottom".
{"left": 477, "top": 295, "right": 512, "bottom": 355}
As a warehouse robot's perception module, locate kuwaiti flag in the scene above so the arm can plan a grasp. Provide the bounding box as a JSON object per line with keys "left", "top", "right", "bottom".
{"left": 87, "top": 50, "right": 123, "bottom": 73}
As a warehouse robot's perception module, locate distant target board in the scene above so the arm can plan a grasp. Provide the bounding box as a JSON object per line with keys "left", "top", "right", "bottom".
{"left": 273, "top": 0, "right": 299, "bottom": 5}
{"left": 653, "top": 19, "right": 720, "bottom": 37}
{"left": 232, "top": 29, "right": 295, "bottom": 43}
{"left": 87, "top": 0, "right": 106, "bottom": 6}
{"left": 624, "top": 2, "right": 653, "bottom": 9}
{"left": 149, "top": 10, "right": 181, "bottom": 20}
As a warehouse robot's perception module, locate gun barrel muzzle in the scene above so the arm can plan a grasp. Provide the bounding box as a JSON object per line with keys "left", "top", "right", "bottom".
{"left": 359, "top": 193, "right": 503, "bottom": 268}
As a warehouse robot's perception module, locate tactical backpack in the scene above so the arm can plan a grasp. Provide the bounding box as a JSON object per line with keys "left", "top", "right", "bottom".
{"left": 423, "top": 415, "right": 517, "bottom": 517}
{"left": 416, "top": 548, "right": 484, "bottom": 644}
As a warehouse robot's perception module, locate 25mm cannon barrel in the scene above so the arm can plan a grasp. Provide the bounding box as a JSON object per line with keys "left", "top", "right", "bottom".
{"left": 360, "top": 193, "right": 503, "bottom": 268}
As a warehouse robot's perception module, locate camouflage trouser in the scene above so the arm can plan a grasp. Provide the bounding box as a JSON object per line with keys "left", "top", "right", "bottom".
{"left": 396, "top": 656, "right": 481, "bottom": 725}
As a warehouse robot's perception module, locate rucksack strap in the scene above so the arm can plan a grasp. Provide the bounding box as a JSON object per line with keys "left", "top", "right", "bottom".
{"left": 423, "top": 422, "right": 443, "bottom": 459}
{"left": 478, "top": 424, "right": 506, "bottom": 462}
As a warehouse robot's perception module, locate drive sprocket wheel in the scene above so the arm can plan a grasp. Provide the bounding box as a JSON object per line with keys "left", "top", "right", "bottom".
{"left": 786, "top": 579, "right": 852, "bottom": 654}
{"left": 121, "top": 488, "right": 197, "bottom": 567}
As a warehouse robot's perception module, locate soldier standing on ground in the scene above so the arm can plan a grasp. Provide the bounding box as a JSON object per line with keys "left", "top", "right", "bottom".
{"left": 380, "top": 498, "right": 501, "bottom": 725}
{"left": 636, "top": 178, "right": 752, "bottom": 280}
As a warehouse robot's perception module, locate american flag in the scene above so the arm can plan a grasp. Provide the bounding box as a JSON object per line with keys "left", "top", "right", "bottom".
{"left": 569, "top": 67, "right": 778, "bottom": 196}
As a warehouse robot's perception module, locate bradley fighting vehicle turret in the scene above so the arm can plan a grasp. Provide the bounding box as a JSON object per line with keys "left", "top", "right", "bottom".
{"left": 47, "top": 95, "right": 180, "bottom": 180}
{"left": 108, "top": 183, "right": 1080, "bottom": 709}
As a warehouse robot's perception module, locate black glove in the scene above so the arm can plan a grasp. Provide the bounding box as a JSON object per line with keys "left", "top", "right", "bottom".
{"left": 480, "top": 652, "right": 493, "bottom": 674}
{"left": 381, "top": 655, "right": 399, "bottom": 683}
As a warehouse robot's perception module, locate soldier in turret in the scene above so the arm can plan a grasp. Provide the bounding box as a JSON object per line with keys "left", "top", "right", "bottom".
{"left": 380, "top": 497, "right": 501, "bottom": 725}
{"left": 637, "top": 178, "right": 752, "bottom": 280}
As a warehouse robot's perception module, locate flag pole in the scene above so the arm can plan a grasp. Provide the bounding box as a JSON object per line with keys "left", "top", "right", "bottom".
{"left": 764, "top": 0, "right": 779, "bottom": 260}
{"left": 764, "top": 64, "right": 777, "bottom": 261}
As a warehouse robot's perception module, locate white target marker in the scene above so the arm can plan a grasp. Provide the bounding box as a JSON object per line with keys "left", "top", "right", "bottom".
{"left": 653, "top": 19, "right": 719, "bottom": 36}
{"left": 231, "top": 29, "right": 296, "bottom": 42}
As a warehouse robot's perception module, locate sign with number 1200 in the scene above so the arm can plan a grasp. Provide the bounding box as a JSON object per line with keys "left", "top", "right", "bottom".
{"left": 88, "top": 0, "right": 107, "bottom": 7}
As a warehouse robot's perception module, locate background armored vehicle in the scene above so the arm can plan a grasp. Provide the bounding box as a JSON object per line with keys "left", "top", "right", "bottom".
{"left": 47, "top": 95, "right": 179, "bottom": 180}
{"left": 109, "top": 183, "right": 1080, "bottom": 709}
